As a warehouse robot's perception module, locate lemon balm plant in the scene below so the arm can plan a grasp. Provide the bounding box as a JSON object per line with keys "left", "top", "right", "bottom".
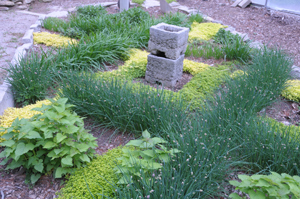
{"left": 0, "top": 98, "right": 98, "bottom": 184}
{"left": 115, "top": 130, "right": 181, "bottom": 185}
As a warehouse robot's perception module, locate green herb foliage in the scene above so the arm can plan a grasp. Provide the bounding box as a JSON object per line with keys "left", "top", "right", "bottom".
{"left": 229, "top": 172, "right": 300, "bottom": 199}
{"left": 115, "top": 130, "right": 181, "bottom": 184}
{"left": 0, "top": 98, "right": 97, "bottom": 184}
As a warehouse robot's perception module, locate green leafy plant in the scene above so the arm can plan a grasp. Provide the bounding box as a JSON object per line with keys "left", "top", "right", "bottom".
{"left": 229, "top": 172, "right": 300, "bottom": 199}
{"left": 115, "top": 130, "right": 181, "bottom": 184}
{"left": 0, "top": 98, "right": 98, "bottom": 184}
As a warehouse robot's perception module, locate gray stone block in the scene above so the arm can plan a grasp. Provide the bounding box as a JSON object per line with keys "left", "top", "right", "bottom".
{"left": 22, "top": 29, "right": 33, "bottom": 44}
{"left": 145, "top": 54, "right": 184, "bottom": 87}
{"left": 148, "top": 23, "right": 189, "bottom": 60}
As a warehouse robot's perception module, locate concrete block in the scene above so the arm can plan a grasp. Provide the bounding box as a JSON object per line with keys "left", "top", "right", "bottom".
{"left": 30, "top": 23, "right": 41, "bottom": 32}
{"left": 0, "top": 82, "right": 14, "bottom": 116}
{"left": 148, "top": 23, "right": 189, "bottom": 59}
{"left": 38, "top": 14, "right": 46, "bottom": 21}
{"left": 22, "top": 29, "right": 33, "bottom": 44}
{"left": 145, "top": 54, "right": 184, "bottom": 87}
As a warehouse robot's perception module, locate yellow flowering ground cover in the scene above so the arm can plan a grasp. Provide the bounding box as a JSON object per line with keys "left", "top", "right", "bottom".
{"left": 281, "top": 80, "right": 300, "bottom": 102}
{"left": 189, "top": 22, "right": 227, "bottom": 42}
{"left": 0, "top": 100, "right": 50, "bottom": 142}
{"left": 33, "top": 32, "right": 78, "bottom": 47}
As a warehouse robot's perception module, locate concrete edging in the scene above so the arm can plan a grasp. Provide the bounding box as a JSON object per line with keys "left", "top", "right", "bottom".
{"left": 0, "top": 15, "right": 43, "bottom": 115}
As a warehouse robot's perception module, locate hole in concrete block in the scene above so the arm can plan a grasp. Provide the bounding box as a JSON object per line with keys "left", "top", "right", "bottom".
{"left": 155, "top": 50, "right": 166, "bottom": 58}
{"left": 160, "top": 25, "right": 181, "bottom": 32}
{"left": 155, "top": 81, "right": 162, "bottom": 85}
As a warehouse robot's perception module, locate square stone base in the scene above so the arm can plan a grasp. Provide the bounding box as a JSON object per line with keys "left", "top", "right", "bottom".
{"left": 145, "top": 54, "right": 184, "bottom": 87}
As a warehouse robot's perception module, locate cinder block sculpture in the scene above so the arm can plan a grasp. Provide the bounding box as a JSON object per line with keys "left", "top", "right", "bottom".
{"left": 145, "top": 23, "right": 189, "bottom": 87}
{"left": 148, "top": 23, "right": 189, "bottom": 60}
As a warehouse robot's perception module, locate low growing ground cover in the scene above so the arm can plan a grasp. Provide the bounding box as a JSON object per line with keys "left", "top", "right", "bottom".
{"left": 1, "top": 5, "right": 300, "bottom": 199}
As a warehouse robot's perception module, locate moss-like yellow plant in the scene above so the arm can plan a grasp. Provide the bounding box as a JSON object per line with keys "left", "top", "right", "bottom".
{"left": 0, "top": 100, "right": 50, "bottom": 142}
{"left": 189, "top": 22, "right": 227, "bottom": 42}
{"left": 33, "top": 32, "right": 78, "bottom": 47}
{"left": 230, "top": 70, "right": 247, "bottom": 79}
{"left": 282, "top": 80, "right": 300, "bottom": 102}
{"left": 183, "top": 59, "right": 210, "bottom": 76}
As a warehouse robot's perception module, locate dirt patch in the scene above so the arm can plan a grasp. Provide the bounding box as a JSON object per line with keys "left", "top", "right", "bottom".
{"left": 260, "top": 99, "right": 300, "bottom": 126}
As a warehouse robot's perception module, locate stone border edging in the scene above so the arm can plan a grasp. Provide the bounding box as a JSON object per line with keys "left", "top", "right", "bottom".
{"left": 0, "top": 15, "right": 43, "bottom": 115}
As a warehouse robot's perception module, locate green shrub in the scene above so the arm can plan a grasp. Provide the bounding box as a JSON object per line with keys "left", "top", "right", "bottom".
{"left": 0, "top": 98, "right": 97, "bottom": 184}
{"left": 58, "top": 147, "right": 124, "bottom": 199}
{"left": 4, "top": 50, "right": 53, "bottom": 106}
{"left": 115, "top": 130, "right": 181, "bottom": 184}
{"left": 229, "top": 172, "right": 300, "bottom": 199}
{"left": 188, "top": 13, "right": 204, "bottom": 24}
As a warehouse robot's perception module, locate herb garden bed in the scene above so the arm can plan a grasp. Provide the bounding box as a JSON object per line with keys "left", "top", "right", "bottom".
{"left": 1, "top": 3, "right": 300, "bottom": 199}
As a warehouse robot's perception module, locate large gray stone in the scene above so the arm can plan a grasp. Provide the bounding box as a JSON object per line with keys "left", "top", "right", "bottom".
{"left": 148, "top": 23, "right": 189, "bottom": 60}
{"left": 0, "top": 1, "right": 14, "bottom": 7}
{"left": 145, "top": 54, "right": 184, "bottom": 87}
{"left": 0, "top": 6, "right": 9, "bottom": 11}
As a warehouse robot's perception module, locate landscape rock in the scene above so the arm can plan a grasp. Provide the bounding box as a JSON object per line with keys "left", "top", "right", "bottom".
{"left": 30, "top": 23, "right": 40, "bottom": 32}
{"left": 0, "top": 6, "right": 9, "bottom": 11}
{"left": 0, "top": 1, "right": 15, "bottom": 7}
{"left": 16, "top": 2, "right": 22, "bottom": 5}
{"left": 291, "top": 65, "right": 300, "bottom": 79}
{"left": 21, "top": 29, "right": 34, "bottom": 44}
{"left": 24, "top": 0, "right": 32, "bottom": 4}
{"left": 46, "top": 11, "right": 68, "bottom": 18}
{"left": 142, "top": 0, "right": 160, "bottom": 9}
{"left": 42, "top": 0, "right": 52, "bottom": 2}
{"left": 98, "top": 2, "right": 117, "bottom": 7}
{"left": 249, "top": 41, "right": 263, "bottom": 49}
{"left": 169, "top": 1, "right": 180, "bottom": 7}
{"left": 17, "top": 5, "right": 27, "bottom": 10}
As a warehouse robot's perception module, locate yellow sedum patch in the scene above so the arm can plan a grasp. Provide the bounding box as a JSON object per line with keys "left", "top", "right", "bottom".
{"left": 33, "top": 32, "right": 78, "bottom": 47}
{"left": 96, "top": 49, "right": 148, "bottom": 80}
{"left": 189, "top": 22, "right": 227, "bottom": 41}
{"left": 58, "top": 147, "right": 124, "bottom": 199}
{"left": 183, "top": 59, "right": 210, "bottom": 76}
{"left": 282, "top": 80, "right": 300, "bottom": 102}
{"left": 0, "top": 100, "right": 50, "bottom": 142}
{"left": 230, "top": 70, "right": 247, "bottom": 79}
